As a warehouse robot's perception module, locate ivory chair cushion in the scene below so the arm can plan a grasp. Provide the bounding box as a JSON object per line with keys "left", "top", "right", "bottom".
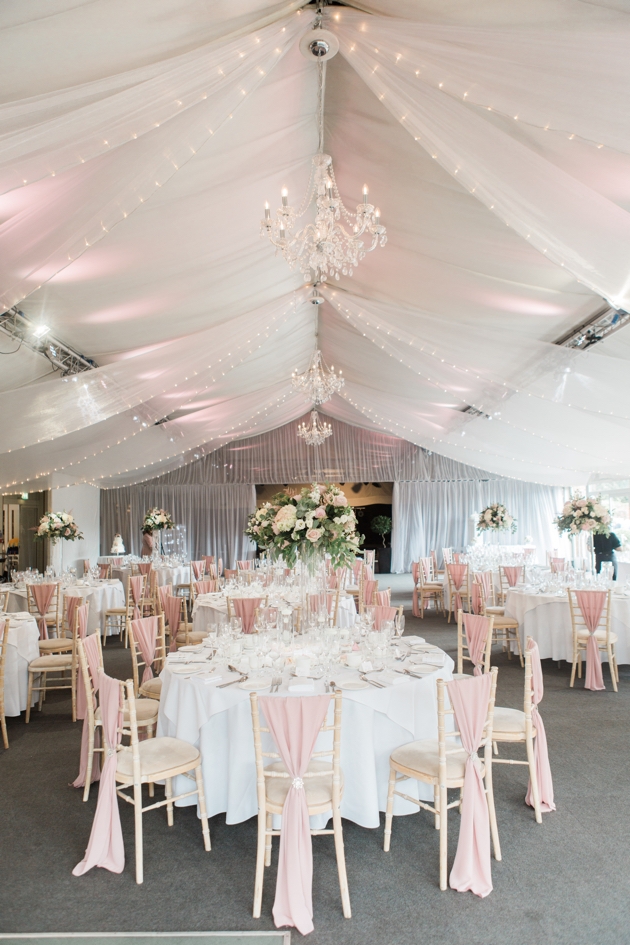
{"left": 175, "top": 630, "right": 208, "bottom": 644}
{"left": 29, "top": 653, "right": 74, "bottom": 670}
{"left": 390, "top": 738, "right": 469, "bottom": 780}
{"left": 96, "top": 699, "right": 158, "bottom": 725}
{"left": 116, "top": 736, "right": 200, "bottom": 780}
{"left": 264, "top": 759, "right": 343, "bottom": 808}
{"left": 486, "top": 606, "right": 505, "bottom": 616}
{"left": 452, "top": 672, "right": 473, "bottom": 681}
{"left": 492, "top": 616, "right": 519, "bottom": 630}
{"left": 576, "top": 629, "right": 618, "bottom": 643}
{"left": 139, "top": 677, "right": 162, "bottom": 699}
{"left": 492, "top": 707, "right": 528, "bottom": 735}
{"left": 38, "top": 639, "right": 73, "bottom": 652}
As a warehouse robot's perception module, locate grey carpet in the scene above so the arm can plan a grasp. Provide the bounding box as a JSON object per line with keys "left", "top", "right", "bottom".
{"left": 2, "top": 574, "right": 629, "bottom": 945}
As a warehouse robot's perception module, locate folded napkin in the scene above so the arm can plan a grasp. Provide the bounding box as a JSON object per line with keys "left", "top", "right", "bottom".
{"left": 417, "top": 651, "right": 446, "bottom": 667}
{"left": 288, "top": 677, "right": 315, "bottom": 692}
{"left": 200, "top": 673, "right": 224, "bottom": 685}
{"left": 403, "top": 636, "right": 426, "bottom": 645}
{"left": 167, "top": 653, "right": 208, "bottom": 664}
{"left": 368, "top": 670, "right": 407, "bottom": 686}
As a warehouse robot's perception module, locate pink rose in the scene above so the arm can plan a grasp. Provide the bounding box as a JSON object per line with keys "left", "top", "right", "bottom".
{"left": 333, "top": 494, "right": 348, "bottom": 507}
{"left": 314, "top": 507, "right": 326, "bottom": 519}
{"left": 306, "top": 528, "right": 322, "bottom": 542}
{"left": 576, "top": 499, "right": 587, "bottom": 507}
{"left": 581, "top": 520, "right": 595, "bottom": 530}
{"left": 318, "top": 484, "right": 327, "bottom": 494}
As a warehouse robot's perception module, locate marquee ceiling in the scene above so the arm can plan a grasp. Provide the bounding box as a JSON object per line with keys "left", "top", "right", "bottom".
{"left": 1, "top": 0, "right": 630, "bottom": 490}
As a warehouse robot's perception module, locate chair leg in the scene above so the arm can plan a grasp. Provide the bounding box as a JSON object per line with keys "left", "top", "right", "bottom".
{"left": 165, "top": 777, "right": 174, "bottom": 826}
{"left": 607, "top": 645, "right": 618, "bottom": 692}
{"left": 25, "top": 672, "right": 34, "bottom": 723}
{"left": 1, "top": 713, "right": 8, "bottom": 750}
{"left": 133, "top": 782, "right": 144, "bottom": 884}
{"left": 526, "top": 734, "right": 542, "bottom": 824}
{"left": 253, "top": 808, "right": 266, "bottom": 918}
{"left": 485, "top": 763, "right": 502, "bottom": 861}
{"left": 513, "top": 629, "right": 524, "bottom": 668}
{"left": 433, "top": 784, "right": 440, "bottom": 829}
{"left": 438, "top": 783, "right": 448, "bottom": 891}
{"left": 577, "top": 650, "right": 582, "bottom": 679}
{"left": 383, "top": 767, "right": 396, "bottom": 851}
{"left": 332, "top": 806, "right": 351, "bottom": 918}
{"left": 195, "top": 765, "right": 211, "bottom": 852}
{"left": 265, "top": 812, "right": 273, "bottom": 866}
{"left": 569, "top": 654, "right": 577, "bottom": 688}
{"left": 71, "top": 663, "right": 77, "bottom": 723}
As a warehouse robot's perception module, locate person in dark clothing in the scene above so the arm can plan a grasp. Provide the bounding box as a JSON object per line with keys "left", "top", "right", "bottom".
{"left": 593, "top": 531, "right": 621, "bottom": 579}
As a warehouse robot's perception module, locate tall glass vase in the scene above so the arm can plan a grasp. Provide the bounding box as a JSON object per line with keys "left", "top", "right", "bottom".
{"left": 152, "top": 530, "right": 161, "bottom": 561}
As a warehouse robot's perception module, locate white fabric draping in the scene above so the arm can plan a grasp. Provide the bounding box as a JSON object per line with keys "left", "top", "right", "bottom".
{"left": 100, "top": 483, "right": 256, "bottom": 565}
{"left": 391, "top": 479, "right": 566, "bottom": 573}
{"left": 1, "top": 3, "right": 630, "bottom": 488}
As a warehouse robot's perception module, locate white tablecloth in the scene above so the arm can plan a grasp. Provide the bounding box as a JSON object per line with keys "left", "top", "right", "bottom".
{"left": 505, "top": 587, "right": 630, "bottom": 664}
{"left": 157, "top": 650, "right": 454, "bottom": 829}
{"left": 7, "top": 581, "right": 125, "bottom": 635}
{"left": 3, "top": 614, "right": 39, "bottom": 716}
{"left": 192, "top": 592, "right": 357, "bottom": 634}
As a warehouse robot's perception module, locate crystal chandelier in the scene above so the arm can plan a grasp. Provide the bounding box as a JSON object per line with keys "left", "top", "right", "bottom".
{"left": 292, "top": 348, "right": 344, "bottom": 404}
{"left": 260, "top": 27, "right": 386, "bottom": 283}
{"left": 297, "top": 409, "right": 333, "bottom": 447}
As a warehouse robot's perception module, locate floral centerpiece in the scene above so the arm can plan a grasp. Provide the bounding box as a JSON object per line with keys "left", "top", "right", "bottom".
{"left": 245, "top": 483, "right": 363, "bottom": 568}
{"left": 142, "top": 508, "right": 174, "bottom": 533}
{"left": 35, "top": 511, "right": 84, "bottom": 545}
{"left": 477, "top": 503, "right": 517, "bottom": 534}
{"left": 555, "top": 493, "right": 611, "bottom": 536}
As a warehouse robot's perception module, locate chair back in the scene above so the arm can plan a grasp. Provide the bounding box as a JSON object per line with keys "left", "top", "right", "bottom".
{"left": 126, "top": 573, "right": 147, "bottom": 620}
{"left": 0, "top": 618, "right": 8, "bottom": 724}
{"left": 163, "top": 594, "right": 187, "bottom": 650}
{"left": 224, "top": 569, "right": 237, "bottom": 580}
{"left": 457, "top": 610, "right": 494, "bottom": 675}
{"left": 228, "top": 597, "right": 265, "bottom": 633}
{"left": 550, "top": 557, "right": 566, "bottom": 573}
{"left": 83, "top": 559, "right": 91, "bottom": 575}
{"left": 155, "top": 582, "right": 172, "bottom": 616}
{"left": 446, "top": 562, "right": 469, "bottom": 613}
{"left": 471, "top": 571, "right": 494, "bottom": 614}
{"left": 372, "top": 605, "right": 398, "bottom": 631}
{"left": 567, "top": 587, "right": 611, "bottom": 642}
{"left": 98, "top": 563, "right": 112, "bottom": 580}
{"left": 419, "top": 557, "right": 436, "bottom": 583}
{"left": 430, "top": 549, "right": 441, "bottom": 573}
{"left": 437, "top": 668, "right": 497, "bottom": 772}
{"left": 499, "top": 565, "right": 523, "bottom": 600}
{"left": 442, "top": 547, "right": 454, "bottom": 565}
{"left": 376, "top": 588, "right": 391, "bottom": 606}
{"left": 237, "top": 559, "right": 253, "bottom": 570}
{"left": 27, "top": 582, "right": 61, "bottom": 638}
{"left": 190, "top": 560, "right": 206, "bottom": 581}
{"left": 0, "top": 588, "right": 9, "bottom": 613}
{"left": 77, "top": 631, "right": 104, "bottom": 723}
{"left": 362, "top": 579, "right": 378, "bottom": 608}
{"left": 128, "top": 615, "right": 166, "bottom": 695}
{"left": 193, "top": 579, "right": 218, "bottom": 599}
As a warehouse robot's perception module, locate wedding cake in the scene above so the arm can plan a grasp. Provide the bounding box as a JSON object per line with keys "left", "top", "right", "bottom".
{"left": 111, "top": 534, "right": 125, "bottom": 554}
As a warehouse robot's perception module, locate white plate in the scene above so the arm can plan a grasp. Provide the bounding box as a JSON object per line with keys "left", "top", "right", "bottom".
{"left": 239, "top": 676, "right": 272, "bottom": 691}
{"left": 336, "top": 677, "right": 369, "bottom": 690}
{"left": 406, "top": 663, "right": 441, "bottom": 674}
{"left": 168, "top": 663, "right": 209, "bottom": 674}
{"left": 178, "top": 644, "right": 203, "bottom": 652}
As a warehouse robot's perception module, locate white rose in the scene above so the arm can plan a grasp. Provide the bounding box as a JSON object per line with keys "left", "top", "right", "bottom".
{"left": 294, "top": 519, "right": 306, "bottom": 531}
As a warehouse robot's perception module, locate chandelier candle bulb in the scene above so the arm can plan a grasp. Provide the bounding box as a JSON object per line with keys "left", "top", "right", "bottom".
{"left": 281, "top": 188, "right": 288, "bottom": 207}
{"left": 264, "top": 202, "right": 271, "bottom": 220}
{"left": 363, "top": 185, "right": 368, "bottom": 204}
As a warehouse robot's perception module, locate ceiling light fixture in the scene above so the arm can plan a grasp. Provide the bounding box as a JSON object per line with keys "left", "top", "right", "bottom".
{"left": 292, "top": 347, "right": 344, "bottom": 404}
{"left": 261, "top": 12, "right": 386, "bottom": 283}
{"left": 297, "top": 409, "right": 333, "bottom": 447}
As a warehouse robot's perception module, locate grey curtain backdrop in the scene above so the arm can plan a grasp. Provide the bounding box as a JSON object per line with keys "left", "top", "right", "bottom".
{"left": 100, "top": 414, "right": 568, "bottom": 570}
{"left": 391, "top": 480, "right": 567, "bottom": 572}
{"left": 100, "top": 483, "right": 256, "bottom": 567}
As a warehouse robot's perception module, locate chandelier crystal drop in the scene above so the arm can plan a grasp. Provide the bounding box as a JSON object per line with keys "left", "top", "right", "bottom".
{"left": 261, "top": 153, "right": 386, "bottom": 282}
{"left": 291, "top": 348, "right": 344, "bottom": 405}
{"left": 297, "top": 409, "right": 333, "bottom": 447}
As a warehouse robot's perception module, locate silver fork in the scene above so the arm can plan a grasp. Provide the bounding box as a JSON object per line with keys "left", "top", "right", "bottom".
{"left": 217, "top": 673, "right": 247, "bottom": 688}
{"left": 270, "top": 675, "right": 282, "bottom": 693}
{"left": 360, "top": 673, "right": 385, "bottom": 689}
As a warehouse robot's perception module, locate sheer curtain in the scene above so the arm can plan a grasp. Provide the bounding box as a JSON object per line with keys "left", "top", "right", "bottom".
{"left": 392, "top": 479, "right": 568, "bottom": 572}
{"left": 100, "top": 483, "right": 256, "bottom": 566}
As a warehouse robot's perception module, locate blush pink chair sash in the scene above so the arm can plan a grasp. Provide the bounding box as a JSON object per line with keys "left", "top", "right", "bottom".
{"left": 75, "top": 604, "right": 93, "bottom": 720}
{"left": 472, "top": 572, "right": 493, "bottom": 615}
{"left": 447, "top": 563, "right": 468, "bottom": 614}
{"left": 157, "top": 583, "right": 172, "bottom": 610}
{"left": 65, "top": 595, "right": 80, "bottom": 637}
{"left": 111, "top": 557, "right": 123, "bottom": 566}
{"left": 73, "top": 673, "right": 124, "bottom": 876}
{"left": 471, "top": 583, "right": 481, "bottom": 616}
{"left": 447, "top": 673, "right": 493, "bottom": 898}
{"left": 73, "top": 632, "right": 103, "bottom": 789}
{"left": 576, "top": 590, "right": 607, "bottom": 691}
{"left": 138, "top": 562, "right": 152, "bottom": 576}
{"left": 194, "top": 580, "right": 217, "bottom": 595}
{"left": 191, "top": 560, "right": 205, "bottom": 580}
{"left": 550, "top": 557, "right": 566, "bottom": 573}
{"left": 352, "top": 561, "right": 363, "bottom": 582}
{"left": 411, "top": 562, "right": 420, "bottom": 617}
{"left": 259, "top": 695, "right": 331, "bottom": 936}
{"left": 373, "top": 605, "right": 396, "bottom": 631}
{"left": 525, "top": 639, "right": 556, "bottom": 813}
{"left": 462, "top": 613, "right": 490, "bottom": 675}
{"left": 503, "top": 566, "right": 523, "bottom": 587}
{"left": 233, "top": 597, "right": 262, "bottom": 634}
{"left": 376, "top": 589, "right": 391, "bottom": 606}
{"left": 363, "top": 580, "right": 377, "bottom": 607}
{"left": 162, "top": 595, "right": 181, "bottom": 652}
{"left": 98, "top": 564, "right": 110, "bottom": 579}
{"left": 129, "top": 575, "right": 144, "bottom": 619}
{"left": 131, "top": 616, "right": 158, "bottom": 682}
{"left": 237, "top": 559, "right": 253, "bottom": 570}
{"left": 32, "top": 583, "right": 55, "bottom": 639}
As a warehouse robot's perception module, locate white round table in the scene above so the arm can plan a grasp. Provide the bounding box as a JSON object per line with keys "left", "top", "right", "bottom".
{"left": 2, "top": 613, "right": 39, "bottom": 716}
{"left": 7, "top": 580, "right": 125, "bottom": 636}
{"left": 157, "top": 645, "right": 454, "bottom": 829}
{"left": 192, "top": 592, "right": 357, "bottom": 634}
{"left": 505, "top": 586, "right": 630, "bottom": 664}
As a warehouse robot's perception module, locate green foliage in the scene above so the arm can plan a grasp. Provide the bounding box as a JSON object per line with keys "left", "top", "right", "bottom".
{"left": 371, "top": 514, "right": 392, "bottom": 547}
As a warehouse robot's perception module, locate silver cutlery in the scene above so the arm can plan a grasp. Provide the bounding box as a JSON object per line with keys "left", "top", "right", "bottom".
{"left": 270, "top": 676, "right": 282, "bottom": 693}
{"left": 360, "top": 673, "right": 385, "bottom": 688}
{"left": 217, "top": 673, "right": 248, "bottom": 688}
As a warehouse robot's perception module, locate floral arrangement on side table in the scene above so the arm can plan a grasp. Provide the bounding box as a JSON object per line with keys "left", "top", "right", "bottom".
{"left": 555, "top": 493, "right": 611, "bottom": 536}
{"left": 477, "top": 503, "right": 517, "bottom": 534}
{"left": 35, "top": 511, "right": 84, "bottom": 545}
{"left": 245, "top": 483, "right": 363, "bottom": 568}
{"left": 142, "top": 508, "right": 174, "bottom": 533}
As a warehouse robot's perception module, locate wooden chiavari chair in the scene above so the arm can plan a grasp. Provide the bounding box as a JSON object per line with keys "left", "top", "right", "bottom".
{"left": 250, "top": 690, "right": 351, "bottom": 920}
{"left": 112, "top": 678, "right": 210, "bottom": 883}
{"left": 26, "top": 602, "right": 80, "bottom": 723}
{"left": 430, "top": 549, "right": 444, "bottom": 578}
{"left": 103, "top": 572, "right": 147, "bottom": 646}
{"left": 384, "top": 669, "right": 501, "bottom": 890}
{"left": 26, "top": 583, "right": 62, "bottom": 645}
{"left": 456, "top": 610, "right": 494, "bottom": 677}
{"left": 567, "top": 588, "right": 617, "bottom": 691}
{"left": 445, "top": 563, "right": 471, "bottom": 623}
{"left": 128, "top": 614, "right": 166, "bottom": 700}
{"left": 476, "top": 577, "right": 524, "bottom": 667}
{"left": 416, "top": 560, "right": 444, "bottom": 617}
